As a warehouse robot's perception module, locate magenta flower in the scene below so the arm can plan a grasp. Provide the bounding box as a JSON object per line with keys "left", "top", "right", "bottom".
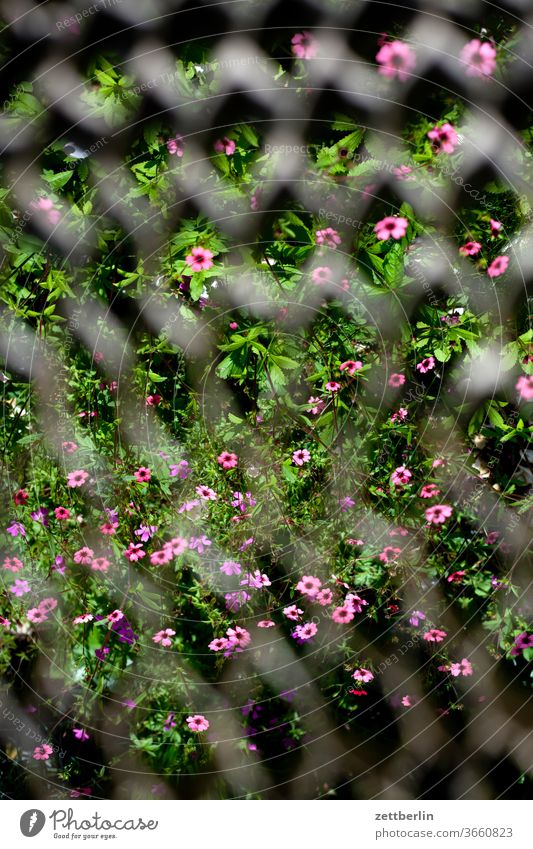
{"left": 164, "top": 536, "right": 188, "bottom": 557}
{"left": 460, "top": 39, "right": 497, "bottom": 78}
{"left": 425, "top": 504, "right": 452, "bottom": 524}
{"left": 186, "top": 714, "right": 209, "bottom": 732}
{"left": 490, "top": 219, "right": 502, "bottom": 236}
{"left": 134, "top": 466, "right": 151, "bottom": 483}
{"left": 74, "top": 546, "right": 94, "bottom": 565}
{"left": 3, "top": 556, "right": 24, "bottom": 572}
{"left": 427, "top": 122, "right": 458, "bottom": 154}
{"left": 379, "top": 545, "right": 401, "bottom": 563}
{"left": 388, "top": 373, "right": 406, "bottom": 387}
{"left": 510, "top": 632, "right": 533, "bottom": 657}
{"left": 409, "top": 610, "right": 426, "bottom": 627}
{"left": 487, "top": 255, "right": 509, "bottom": 278}
{"left": 73, "top": 728, "right": 89, "bottom": 741}
{"left": 226, "top": 625, "right": 251, "bottom": 648}
{"left": 449, "top": 658, "right": 473, "bottom": 677}
{"left": 54, "top": 506, "right": 70, "bottom": 520}
{"left": 307, "top": 396, "right": 325, "bottom": 414}
{"left": 91, "top": 557, "right": 109, "bottom": 572}
{"left": 196, "top": 485, "right": 217, "bottom": 501}
{"left": 331, "top": 605, "right": 355, "bottom": 624}
{"left": 283, "top": 604, "right": 303, "bottom": 621}
{"left": 374, "top": 216, "right": 408, "bottom": 241}
{"left": 325, "top": 380, "right": 341, "bottom": 392}
{"left": 420, "top": 483, "right": 440, "bottom": 498}
{"left": 291, "top": 31, "right": 318, "bottom": 60}
{"left": 189, "top": 535, "right": 211, "bottom": 554}
{"left": 67, "top": 469, "right": 89, "bottom": 488}
{"left": 516, "top": 375, "right": 533, "bottom": 402}
{"left": 169, "top": 459, "right": 190, "bottom": 478}
{"left": 376, "top": 39, "right": 416, "bottom": 81}
{"left": 185, "top": 246, "right": 214, "bottom": 272}
{"left": 123, "top": 542, "right": 145, "bottom": 561}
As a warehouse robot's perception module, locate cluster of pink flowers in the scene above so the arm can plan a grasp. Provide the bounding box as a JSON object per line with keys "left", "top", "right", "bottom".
{"left": 27, "top": 597, "right": 58, "bottom": 624}
{"left": 315, "top": 227, "right": 341, "bottom": 248}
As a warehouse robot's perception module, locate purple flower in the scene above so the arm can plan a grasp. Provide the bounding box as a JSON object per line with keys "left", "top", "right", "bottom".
{"left": 224, "top": 590, "right": 251, "bottom": 612}
{"left": 52, "top": 555, "right": 66, "bottom": 575}
{"left": 239, "top": 537, "right": 254, "bottom": 551}
{"left": 7, "top": 522, "right": 26, "bottom": 537}
{"left": 409, "top": 610, "right": 426, "bottom": 627}
{"left": 510, "top": 632, "right": 533, "bottom": 657}
{"left": 163, "top": 712, "right": 176, "bottom": 731}
{"left": 220, "top": 560, "right": 242, "bottom": 576}
{"left": 339, "top": 496, "right": 355, "bottom": 512}
{"left": 169, "top": 460, "right": 190, "bottom": 479}
{"left": 188, "top": 535, "right": 211, "bottom": 554}
{"left": 121, "top": 699, "right": 137, "bottom": 709}
{"left": 95, "top": 646, "right": 110, "bottom": 662}
{"left": 105, "top": 507, "right": 119, "bottom": 523}
{"left": 72, "top": 728, "right": 89, "bottom": 741}
{"left": 134, "top": 524, "right": 158, "bottom": 542}
{"left": 30, "top": 507, "right": 49, "bottom": 527}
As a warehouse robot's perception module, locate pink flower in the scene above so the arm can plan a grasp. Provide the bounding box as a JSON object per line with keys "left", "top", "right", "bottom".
{"left": 352, "top": 668, "right": 374, "bottom": 683}
{"left": 146, "top": 394, "right": 162, "bottom": 406}
{"left": 459, "top": 241, "right": 482, "bottom": 256}
{"left": 449, "top": 658, "right": 473, "bottom": 677}
{"left": 164, "top": 537, "right": 188, "bottom": 557}
{"left": 62, "top": 441, "right": 78, "bottom": 453}
{"left": 134, "top": 466, "right": 151, "bottom": 483}
{"left": 123, "top": 542, "right": 145, "bottom": 561}
{"left": 153, "top": 628, "right": 175, "bottom": 647}
{"left": 166, "top": 134, "right": 185, "bottom": 156}
{"left": 226, "top": 625, "right": 251, "bottom": 648}
{"left": 307, "top": 396, "right": 325, "bottom": 415}
{"left": 107, "top": 609, "right": 124, "bottom": 624}
{"left": 220, "top": 560, "right": 241, "bottom": 576}
{"left": 209, "top": 637, "right": 229, "bottom": 651}
{"left": 74, "top": 546, "right": 93, "bottom": 565}
{"left": 100, "top": 521, "right": 118, "bottom": 535}
{"left": 487, "top": 255, "right": 509, "bottom": 278}
{"left": 416, "top": 356, "right": 435, "bottom": 373}
{"left": 388, "top": 373, "right": 405, "bottom": 387}
{"left": 196, "top": 484, "right": 217, "bottom": 500}
{"left": 291, "top": 31, "right": 318, "bottom": 60}
{"left": 447, "top": 570, "right": 465, "bottom": 583}
{"left": 311, "top": 266, "right": 332, "bottom": 285}
{"left": 283, "top": 604, "right": 303, "bottom": 621}
{"left": 185, "top": 246, "right": 214, "bottom": 272}
{"left": 390, "top": 407, "right": 408, "bottom": 423}
{"left": 3, "top": 557, "right": 24, "bottom": 572}
{"left": 516, "top": 374, "right": 533, "bottom": 401}
{"left": 316, "top": 588, "right": 333, "bottom": 606}
{"left": 345, "top": 593, "right": 368, "bottom": 613}
{"left": 296, "top": 575, "right": 322, "bottom": 597}
{"left": 374, "top": 216, "right": 408, "bottom": 241}
{"left": 325, "top": 380, "right": 341, "bottom": 392}
{"left": 461, "top": 39, "right": 497, "bottom": 78}
{"left": 427, "top": 122, "right": 458, "bottom": 154}
{"left": 425, "top": 504, "right": 452, "bottom": 524}
{"left": 257, "top": 620, "right": 276, "bottom": 628}
{"left": 217, "top": 451, "right": 238, "bottom": 469}
{"left": 376, "top": 39, "right": 416, "bottom": 81}
{"left": 490, "top": 219, "right": 502, "bottom": 236}
{"left": 91, "top": 557, "right": 109, "bottom": 572}
{"left": 420, "top": 483, "right": 440, "bottom": 498}
{"left": 316, "top": 227, "right": 341, "bottom": 248}
{"left": 27, "top": 608, "right": 48, "bottom": 624}
{"left": 214, "top": 137, "right": 236, "bottom": 155}
{"left": 150, "top": 549, "right": 172, "bottom": 566}
{"left": 293, "top": 622, "right": 318, "bottom": 641}
{"left": 292, "top": 448, "right": 311, "bottom": 466}
{"left": 33, "top": 743, "right": 54, "bottom": 760}
{"left": 54, "top": 506, "right": 70, "bottom": 520}
{"left": 392, "top": 165, "right": 413, "bottom": 180}
{"left": 379, "top": 545, "right": 401, "bottom": 563}
{"left": 186, "top": 714, "right": 209, "bottom": 732}
{"left": 391, "top": 465, "right": 412, "bottom": 486}
{"left": 73, "top": 613, "right": 94, "bottom": 624}
{"left": 331, "top": 605, "right": 355, "bottom": 624}
{"left": 67, "top": 469, "right": 89, "bottom": 487}
{"left": 31, "top": 196, "right": 60, "bottom": 225}
{"left": 13, "top": 488, "right": 29, "bottom": 505}
{"left": 340, "top": 360, "right": 363, "bottom": 375}
{"left": 423, "top": 628, "right": 447, "bottom": 643}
